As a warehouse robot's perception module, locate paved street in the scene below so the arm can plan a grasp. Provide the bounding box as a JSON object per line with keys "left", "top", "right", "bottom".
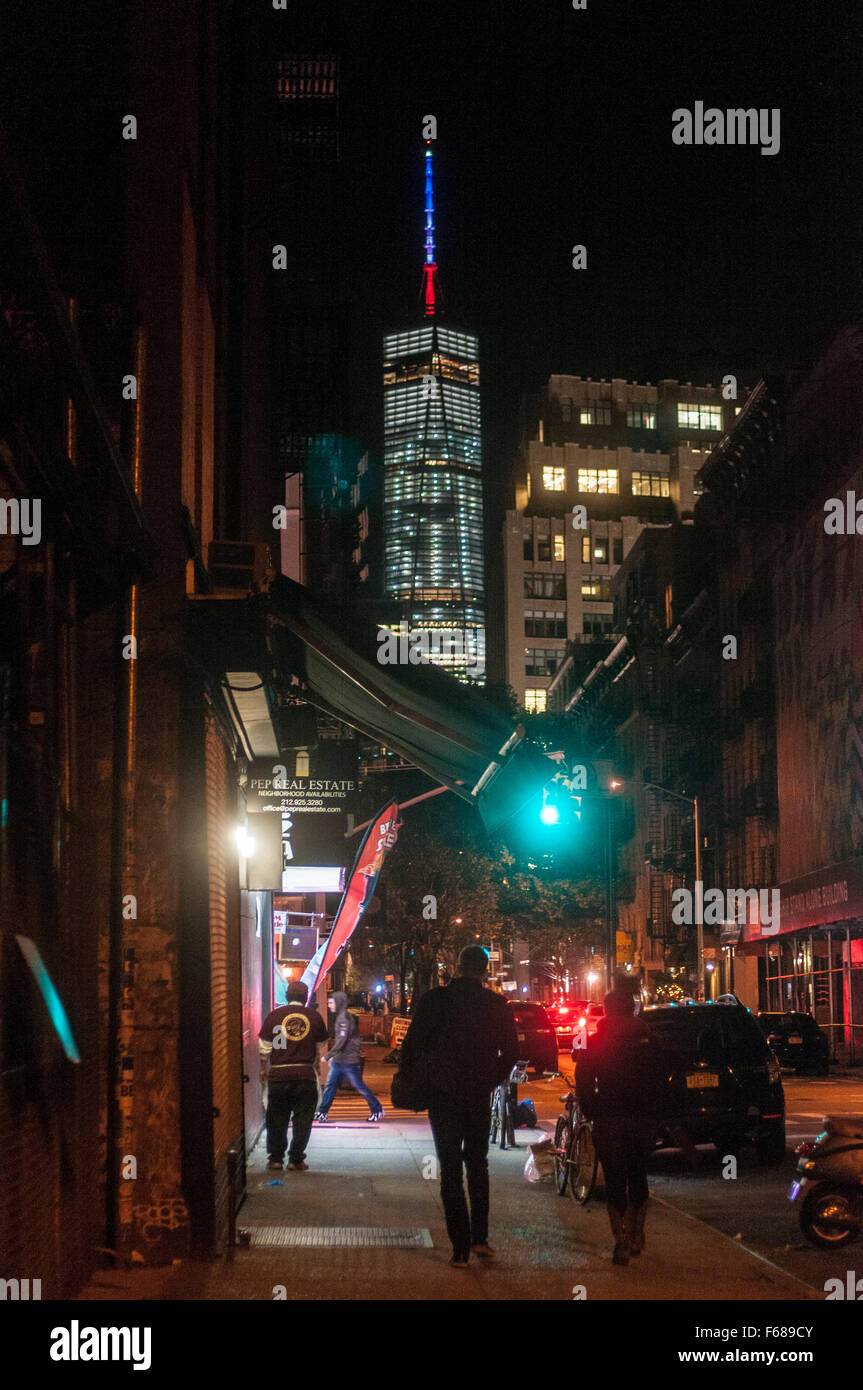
{"left": 529, "top": 1054, "right": 863, "bottom": 1294}
{"left": 641, "top": 1070, "right": 863, "bottom": 1293}
{"left": 75, "top": 1048, "right": 863, "bottom": 1303}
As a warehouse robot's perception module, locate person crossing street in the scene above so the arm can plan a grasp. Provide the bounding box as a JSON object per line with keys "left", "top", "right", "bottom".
{"left": 315, "top": 992, "right": 385, "bottom": 1122}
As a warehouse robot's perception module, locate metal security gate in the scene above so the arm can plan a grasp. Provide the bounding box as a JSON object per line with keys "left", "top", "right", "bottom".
{"left": 205, "top": 709, "right": 245, "bottom": 1245}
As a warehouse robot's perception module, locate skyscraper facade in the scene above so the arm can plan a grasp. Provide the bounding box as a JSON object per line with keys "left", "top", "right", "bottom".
{"left": 382, "top": 143, "right": 485, "bottom": 681}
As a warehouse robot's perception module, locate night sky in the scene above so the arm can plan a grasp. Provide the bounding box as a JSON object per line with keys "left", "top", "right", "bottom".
{"left": 337, "top": 0, "right": 862, "bottom": 492}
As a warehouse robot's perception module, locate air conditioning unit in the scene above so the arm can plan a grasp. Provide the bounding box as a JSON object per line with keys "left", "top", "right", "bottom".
{"left": 206, "top": 541, "right": 270, "bottom": 598}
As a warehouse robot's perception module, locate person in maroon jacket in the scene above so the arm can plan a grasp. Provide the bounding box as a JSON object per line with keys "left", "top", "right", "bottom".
{"left": 576, "top": 986, "right": 665, "bottom": 1265}
{"left": 259, "top": 981, "right": 328, "bottom": 1172}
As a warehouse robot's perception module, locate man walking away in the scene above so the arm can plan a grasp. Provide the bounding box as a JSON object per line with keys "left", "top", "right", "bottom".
{"left": 399, "top": 945, "right": 519, "bottom": 1268}
{"left": 259, "top": 981, "right": 329, "bottom": 1172}
{"left": 315, "top": 992, "right": 385, "bottom": 1122}
{"left": 575, "top": 986, "right": 664, "bottom": 1264}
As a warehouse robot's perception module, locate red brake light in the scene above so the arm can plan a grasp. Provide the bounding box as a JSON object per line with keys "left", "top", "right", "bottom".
{"left": 578, "top": 1016, "right": 587, "bottom": 1026}
{"left": 559, "top": 1007, "right": 569, "bottom": 1015}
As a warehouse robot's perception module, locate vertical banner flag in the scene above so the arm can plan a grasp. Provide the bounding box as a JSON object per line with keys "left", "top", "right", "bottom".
{"left": 302, "top": 801, "right": 401, "bottom": 998}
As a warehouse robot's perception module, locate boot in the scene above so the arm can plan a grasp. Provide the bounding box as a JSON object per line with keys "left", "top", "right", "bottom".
{"left": 628, "top": 1201, "right": 648, "bottom": 1256}
{"left": 607, "top": 1203, "right": 630, "bottom": 1265}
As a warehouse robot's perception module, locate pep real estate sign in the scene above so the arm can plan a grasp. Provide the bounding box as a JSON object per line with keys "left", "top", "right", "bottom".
{"left": 246, "top": 745, "right": 359, "bottom": 867}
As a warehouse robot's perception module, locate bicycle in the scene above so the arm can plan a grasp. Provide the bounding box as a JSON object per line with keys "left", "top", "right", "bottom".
{"left": 489, "top": 1060, "right": 530, "bottom": 1151}
{"left": 553, "top": 1086, "right": 599, "bottom": 1203}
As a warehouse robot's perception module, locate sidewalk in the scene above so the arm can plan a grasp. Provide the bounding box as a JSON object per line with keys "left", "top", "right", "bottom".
{"left": 79, "top": 1053, "right": 818, "bottom": 1303}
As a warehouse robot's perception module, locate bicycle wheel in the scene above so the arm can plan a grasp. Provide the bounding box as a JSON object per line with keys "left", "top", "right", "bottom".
{"left": 497, "top": 1086, "right": 510, "bottom": 1149}
{"left": 505, "top": 1096, "right": 516, "bottom": 1149}
{"left": 489, "top": 1088, "right": 501, "bottom": 1145}
{"left": 553, "top": 1116, "right": 572, "bottom": 1196}
{"left": 570, "top": 1121, "right": 598, "bottom": 1204}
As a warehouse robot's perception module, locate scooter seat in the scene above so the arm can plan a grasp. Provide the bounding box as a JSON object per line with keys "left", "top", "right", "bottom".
{"left": 824, "top": 1115, "right": 863, "bottom": 1139}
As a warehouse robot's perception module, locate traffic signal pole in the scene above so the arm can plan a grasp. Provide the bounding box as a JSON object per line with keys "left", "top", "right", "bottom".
{"left": 605, "top": 794, "right": 616, "bottom": 993}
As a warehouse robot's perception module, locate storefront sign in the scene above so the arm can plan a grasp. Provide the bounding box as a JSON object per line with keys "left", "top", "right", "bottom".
{"left": 742, "top": 856, "right": 863, "bottom": 940}
{"left": 246, "top": 745, "right": 358, "bottom": 816}
{"left": 245, "top": 745, "right": 358, "bottom": 868}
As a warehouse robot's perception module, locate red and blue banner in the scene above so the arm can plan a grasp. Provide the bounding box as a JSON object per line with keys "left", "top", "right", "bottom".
{"left": 302, "top": 801, "right": 401, "bottom": 998}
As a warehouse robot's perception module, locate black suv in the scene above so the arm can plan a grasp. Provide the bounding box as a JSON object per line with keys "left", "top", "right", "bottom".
{"left": 640, "top": 1002, "right": 786, "bottom": 1164}
{"left": 756, "top": 1011, "right": 830, "bottom": 1075}
{"left": 508, "top": 1001, "right": 558, "bottom": 1075}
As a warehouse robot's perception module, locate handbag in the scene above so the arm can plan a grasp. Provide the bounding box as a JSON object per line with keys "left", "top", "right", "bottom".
{"left": 390, "top": 1067, "right": 429, "bottom": 1112}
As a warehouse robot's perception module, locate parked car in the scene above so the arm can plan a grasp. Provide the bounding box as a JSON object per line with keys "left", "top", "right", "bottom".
{"left": 756, "top": 1011, "right": 830, "bottom": 1075}
{"left": 547, "top": 998, "right": 605, "bottom": 1046}
{"left": 640, "top": 1002, "right": 786, "bottom": 1164}
{"left": 508, "top": 1001, "right": 558, "bottom": 1075}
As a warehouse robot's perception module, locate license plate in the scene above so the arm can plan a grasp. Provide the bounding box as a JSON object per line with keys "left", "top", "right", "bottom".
{"left": 517, "top": 1033, "right": 525, "bottom": 1041}
{"left": 788, "top": 1179, "right": 802, "bottom": 1202}
{"left": 686, "top": 1072, "right": 719, "bottom": 1089}
{"left": 788, "top": 1035, "right": 803, "bottom": 1045}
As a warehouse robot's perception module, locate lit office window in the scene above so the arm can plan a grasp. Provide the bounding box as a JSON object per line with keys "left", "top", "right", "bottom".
{"left": 553, "top": 534, "right": 565, "bottom": 561}
{"left": 592, "top": 538, "right": 609, "bottom": 563}
{"left": 678, "top": 403, "right": 722, "bottom": 430}
{"left": 579, "top": 408, "right": 593, "bottom": 425}
{"left": 582, "top": 574, "right": 610, "bottom": 600}
{"left": 524, "top": 688, "right": 547, "bottom": 713}
{"left": 581, "top": 535, "right": 591, "bottom": 564}
{"left": 626, "top": 405, "right": 656, "bottom": 428}
{"left": 577, "top": 468, "right": 618, "bottom": 494}
{"left": 632, "top": 471, "right": 670, "bottom": 497}
{"left": 542, "top": 466, "right": 566, "bottom": 491}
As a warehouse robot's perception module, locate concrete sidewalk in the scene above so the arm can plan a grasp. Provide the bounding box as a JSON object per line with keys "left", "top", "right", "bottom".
{"left": 79, "top": 1054, "right": 818, "bottom": 1302}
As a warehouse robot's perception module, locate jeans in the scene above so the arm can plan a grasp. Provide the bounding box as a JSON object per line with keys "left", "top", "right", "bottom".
{"left": 266, "top": 1079, "right": 318, "bottom": 1164}
{"left": 318, "top": 1061, "right": 383, "bottom": 1116}
{"left": 428, "top": 1094, "right": 491, "bottom": 1259}
{"left": 591, "top": 1114, "right": 654, "bottom": 1213}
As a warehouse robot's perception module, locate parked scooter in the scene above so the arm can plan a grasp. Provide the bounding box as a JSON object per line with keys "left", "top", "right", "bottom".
{"left": 790, "top": 1116, "right": 863, "bottom": 1249}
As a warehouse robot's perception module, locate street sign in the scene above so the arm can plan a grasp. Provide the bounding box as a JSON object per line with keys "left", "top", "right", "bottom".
{"left": 390, "top": 1016, "right": 411, "bottom": 1048}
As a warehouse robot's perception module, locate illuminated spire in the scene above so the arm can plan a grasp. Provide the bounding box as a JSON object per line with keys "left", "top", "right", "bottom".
{"left": 421, "top": 142, "right": 439, "bottom": 318}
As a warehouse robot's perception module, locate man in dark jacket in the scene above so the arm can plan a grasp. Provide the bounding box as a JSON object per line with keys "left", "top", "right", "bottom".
{"left": 259, "top": 980, "right": 329, "bottom": 1172}
{"left": 575, "top": 985, "right": 665, "bottom": 1264}
{"left": 399, "top": 945, "right": 520, "bottom": 1268}
{"left": 314, "top": 992, "right": 385, "bottom": 1122}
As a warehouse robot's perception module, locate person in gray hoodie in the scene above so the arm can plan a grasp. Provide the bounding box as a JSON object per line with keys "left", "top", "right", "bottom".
{"left": 314, "top": 992, "right": 385, "bottom": 1122}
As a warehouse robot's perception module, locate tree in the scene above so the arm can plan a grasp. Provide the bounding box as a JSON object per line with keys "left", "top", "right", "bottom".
{"left": 497, "top": 860, "right": 605, "bottom": 994}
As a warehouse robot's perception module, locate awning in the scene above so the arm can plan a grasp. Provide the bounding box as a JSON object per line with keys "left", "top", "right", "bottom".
{"left": 264, "top": 575, "right": 555, "bottom": 832}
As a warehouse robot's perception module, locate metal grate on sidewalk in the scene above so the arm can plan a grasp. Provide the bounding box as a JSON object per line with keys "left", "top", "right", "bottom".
{"left": 244, "top": 1226, "right": 433, "bottom": 1249}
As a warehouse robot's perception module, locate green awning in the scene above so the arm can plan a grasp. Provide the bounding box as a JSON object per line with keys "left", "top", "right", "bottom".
{"left": 265, "top": 575, "right": 555, "bottom": 830}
